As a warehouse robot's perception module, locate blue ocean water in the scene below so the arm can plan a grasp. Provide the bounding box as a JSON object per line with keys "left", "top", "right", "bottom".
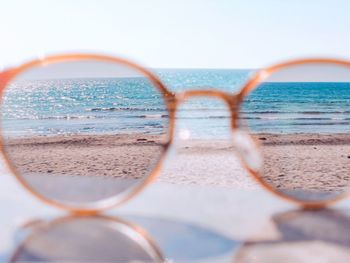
{"left": 2, "top": 77, "right": 169, "bottom": 136}
{"left": 2, "top": 69, "right": 350, "bottom": 137}
{"left": 241, "top": 82, "right": 350, "bottom": 134}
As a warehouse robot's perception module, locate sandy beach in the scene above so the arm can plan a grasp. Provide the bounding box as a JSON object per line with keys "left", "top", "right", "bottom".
{"left": 3, "top": 133, "right": 350, "bottom": 200}
{"left": 256, "top": 133, "right": 350, "bottom": 194}
{"left": 4, "top": 134, "right": 167, "bottom": 179}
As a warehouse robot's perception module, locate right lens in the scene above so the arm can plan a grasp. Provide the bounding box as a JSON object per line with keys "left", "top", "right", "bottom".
{"left": 1, "top": 58, "right": 170, "bottom": 209}
{"left": 240, "top": 61, "right": 350, "bottom": 203}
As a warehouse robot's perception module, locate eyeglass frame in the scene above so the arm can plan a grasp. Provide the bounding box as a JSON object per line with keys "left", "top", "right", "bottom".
{"left": 1, "top": 53, "right": 350, "bottom": 213}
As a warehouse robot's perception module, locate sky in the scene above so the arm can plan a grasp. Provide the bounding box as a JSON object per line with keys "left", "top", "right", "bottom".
{"left": 1, "top": 0, "right": 350, "bottom": 69}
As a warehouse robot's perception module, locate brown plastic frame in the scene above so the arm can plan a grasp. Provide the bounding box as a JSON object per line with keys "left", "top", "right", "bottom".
{"left": 0, "top": 54, "right": 349, "bottom": 213}
{"left": 10, "top": 214, "right": 165, "bottom": 262}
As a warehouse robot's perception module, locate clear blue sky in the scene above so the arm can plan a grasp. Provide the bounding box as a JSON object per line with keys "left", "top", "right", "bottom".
{"left": 1, "top": 0, "right": 350, "bottom": 69}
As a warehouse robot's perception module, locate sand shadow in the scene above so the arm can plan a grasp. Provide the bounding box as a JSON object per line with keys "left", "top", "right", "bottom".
{"left": 234, "top": 208, "right": 350, "bottom": 262}
{"left": 123, "top": 215, "right": 239, "bottom": 261}
{"left": 9, "top": 214, "right": 238, "bottom": 262}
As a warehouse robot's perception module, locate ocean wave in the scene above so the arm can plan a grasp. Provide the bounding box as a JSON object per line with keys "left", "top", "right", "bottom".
{"left": 5, "top": 114, "right": 170, "bottom": 121}
{"left": 175, "top": 116, "right": 230, "bottom": 120}
{"left": 88, "top": 107, "right": 167, "bottom": 112}
{"left": 5, "top": 115, "right": 98, "bottom": 121}
{"left": 241, "top": 110, "right": 350, "bottom": 114}
{"left": 241, "top": 111, "right": 284, "bottom": 114}
{"left": 292, "top": 117, "right": 332, "bottom": 120}
{"left": 9, "top": 115, "right": 350, "bottom": 122}
{"left": 241, "top": 116, "right": 349, "bottom": 121}
{"left": 300, "top": 111, "right": 324, "bottom": 115}
{"left": 139, "top": 114, "right": 169, "bottom": 119}
{"left": 290, "top": 122, "right": 350, "bottom": 126}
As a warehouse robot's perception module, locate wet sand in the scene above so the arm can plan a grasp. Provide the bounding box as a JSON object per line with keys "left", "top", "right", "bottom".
{"left": 3, "top": 133, "right": 350, "bottom": 194}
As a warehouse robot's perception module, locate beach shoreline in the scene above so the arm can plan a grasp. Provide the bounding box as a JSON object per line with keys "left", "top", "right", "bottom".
{"left": 3, "top": 133, "right": 350, "bottom": 194}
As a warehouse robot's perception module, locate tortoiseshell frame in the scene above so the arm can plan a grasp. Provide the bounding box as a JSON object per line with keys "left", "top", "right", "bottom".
{"left": 1, "top": 54, "right": 350, "bottom": 213}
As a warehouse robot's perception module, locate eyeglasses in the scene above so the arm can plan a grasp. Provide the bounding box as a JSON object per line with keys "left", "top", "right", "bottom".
{"left": 1, "top": 54, "right": 350, "bottom": 212}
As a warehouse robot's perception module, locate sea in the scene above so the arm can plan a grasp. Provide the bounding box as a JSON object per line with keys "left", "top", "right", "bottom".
{"left": 2, "top": 69, "right": 350, "bottom": 138}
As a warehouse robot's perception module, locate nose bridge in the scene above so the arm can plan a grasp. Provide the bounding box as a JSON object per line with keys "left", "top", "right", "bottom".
{"left": 174, "top": 88, "right": 240, "bottom": 130}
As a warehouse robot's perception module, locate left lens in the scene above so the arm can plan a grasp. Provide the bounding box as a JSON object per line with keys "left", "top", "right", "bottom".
{"left": 1, "top": 57, "right": 170, "bottom": 209}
